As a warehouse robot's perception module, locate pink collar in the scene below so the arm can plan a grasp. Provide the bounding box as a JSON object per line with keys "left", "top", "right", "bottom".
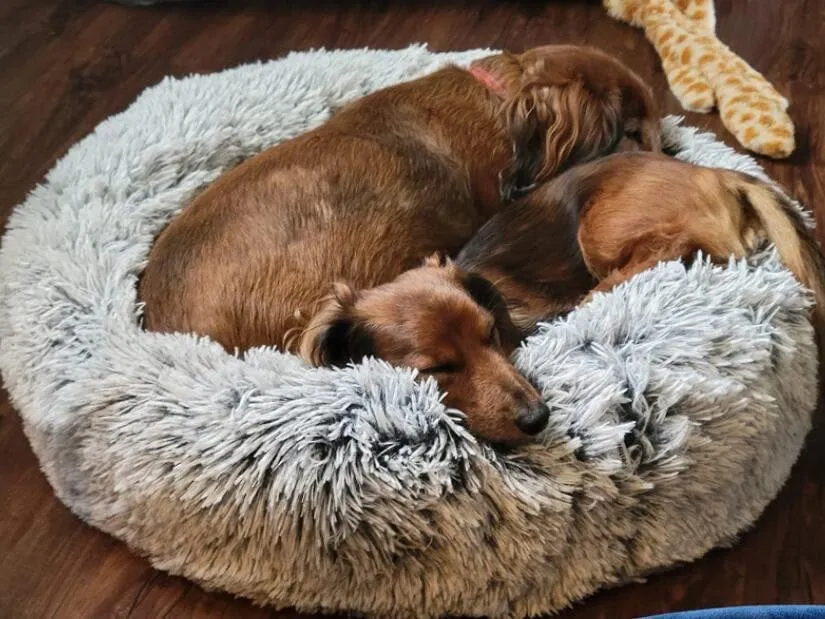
{"left": 468, "top": 65, "right": 508, "bottom": 98}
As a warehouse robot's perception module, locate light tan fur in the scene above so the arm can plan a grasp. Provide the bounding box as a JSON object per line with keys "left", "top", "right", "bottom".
{"left": 454, "top": 152, "right": 825, "bottom": 339}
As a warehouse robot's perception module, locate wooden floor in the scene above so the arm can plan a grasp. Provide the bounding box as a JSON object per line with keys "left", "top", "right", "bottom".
{"left": 1, "top": 1, "right": 823, "bottom": 617}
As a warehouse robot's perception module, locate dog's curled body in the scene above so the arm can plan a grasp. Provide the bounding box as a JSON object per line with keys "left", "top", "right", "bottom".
{"left": 457, "top": 152, "right": 825, "bottom": 336}
{"left": 140, "top": 67, "right": 509, "bottom": 351}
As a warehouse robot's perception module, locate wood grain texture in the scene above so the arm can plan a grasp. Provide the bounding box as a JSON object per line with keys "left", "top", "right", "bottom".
{"left": 1, "top": 1, "right": 823, "bottom": 617}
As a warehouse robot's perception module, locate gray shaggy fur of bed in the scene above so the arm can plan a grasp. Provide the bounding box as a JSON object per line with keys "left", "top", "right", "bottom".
{"left": 0, "top": 46, "right": 818, "bottom": 618}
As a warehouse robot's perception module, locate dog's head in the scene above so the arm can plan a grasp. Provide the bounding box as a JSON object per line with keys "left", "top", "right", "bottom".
{"left": 471, "top": 44, "right": 660, "bottom": 201}
{"left": 300, "top": 255, "right": 550, "bottom": 444}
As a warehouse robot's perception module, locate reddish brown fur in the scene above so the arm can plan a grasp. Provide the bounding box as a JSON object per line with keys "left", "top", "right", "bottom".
{"left": 301, "top": 257, "right": 549, "bottom": 443}
{"left": 457, "top": 152, "right": 825, "bottom": 336}
{"left": 491, "top": 45, "right": 661, "bottom": 201}
{"left": 139, "top": 45, "right": 659, "bottom": 443}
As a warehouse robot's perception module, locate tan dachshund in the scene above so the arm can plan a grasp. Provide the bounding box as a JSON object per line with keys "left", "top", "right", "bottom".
{"left": 139, "top": 45, "right": 660, "bottom": 444}
{"left": 456, "top": 152, "right": 825, "bottom": 335}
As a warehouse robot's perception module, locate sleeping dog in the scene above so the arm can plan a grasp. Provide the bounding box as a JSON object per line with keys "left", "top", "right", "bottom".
{"left": 140, "top": 45, "right": 660, "bottom": 444}
{"left": 457, "top": 152, "right": 825, "bottom": 334}
{"left": 304, "top": 153, "right": 825, "bottom": 443}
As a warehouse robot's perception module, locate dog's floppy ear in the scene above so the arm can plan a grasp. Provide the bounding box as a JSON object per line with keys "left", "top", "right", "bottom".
{"left": 300, "top": 283, "right": 374, "bottom": 367}
{"left": 460, "top": 272, "right": 522, "bottom": 353}
{"left": 500, "top": 82, "right": 623, "bottom": 202}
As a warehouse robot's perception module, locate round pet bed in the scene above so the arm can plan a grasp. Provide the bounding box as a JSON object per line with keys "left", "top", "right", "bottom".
{"left": 0, "top": 46, "right": 818, "bottom": 618}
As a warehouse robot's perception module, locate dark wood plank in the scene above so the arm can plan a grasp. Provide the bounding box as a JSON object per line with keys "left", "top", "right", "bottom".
{"left": 1, "top": 1, "right": 823, "bottom": 617}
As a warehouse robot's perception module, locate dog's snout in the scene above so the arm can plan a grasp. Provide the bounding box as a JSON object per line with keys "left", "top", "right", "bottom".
{"left": 514, "top": 401, "right": 550, "bottom": 435}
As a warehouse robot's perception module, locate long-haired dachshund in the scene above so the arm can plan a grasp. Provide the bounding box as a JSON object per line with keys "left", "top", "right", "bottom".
{"left": 140, "top": 45, "right": 660, "bottom": 444}
{"left": 456, "top": 152, "right": 825, "bottom": 334}
{"left": 309, "top": 153, "right": 825, "bottom": 443}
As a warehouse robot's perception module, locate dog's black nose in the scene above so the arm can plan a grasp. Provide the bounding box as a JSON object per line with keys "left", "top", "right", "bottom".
{"left": 514, "top": 402, "right": 550, "bottom": 435}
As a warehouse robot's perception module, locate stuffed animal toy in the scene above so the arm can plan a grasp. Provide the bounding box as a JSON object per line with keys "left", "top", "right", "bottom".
{"left": 604, "top": 0, "right": 795, "bottom": 159}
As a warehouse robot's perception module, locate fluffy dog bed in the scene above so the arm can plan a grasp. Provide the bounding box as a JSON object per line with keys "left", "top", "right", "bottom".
{"left": 0, "top": 46, "right": 818, "bottom": 618}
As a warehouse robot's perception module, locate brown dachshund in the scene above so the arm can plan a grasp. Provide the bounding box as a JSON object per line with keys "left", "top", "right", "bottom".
{"left": 456, "top": 152, "right": 825, "bottom": 335}
{"left": 312, "top": 153, "right": 825, "bottom": 443}
{"left": 300, "top": 255, "right": 547, "bottom": 443}
{"left": 139, "top": 45, "right": 660, "bottom": 444}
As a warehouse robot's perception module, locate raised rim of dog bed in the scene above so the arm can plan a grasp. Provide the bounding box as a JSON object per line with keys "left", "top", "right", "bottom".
{"left": 0, "top": 45, "right": 817, "bottom": 618}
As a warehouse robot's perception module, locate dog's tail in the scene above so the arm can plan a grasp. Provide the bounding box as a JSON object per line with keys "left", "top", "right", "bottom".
{"left": 727, "top": 173, "right": 825, "bottom": 328}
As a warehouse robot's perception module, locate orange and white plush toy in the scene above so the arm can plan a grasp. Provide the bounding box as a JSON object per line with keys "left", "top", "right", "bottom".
{"left": 604, "top": 0, "right": 795, "bottom": 158}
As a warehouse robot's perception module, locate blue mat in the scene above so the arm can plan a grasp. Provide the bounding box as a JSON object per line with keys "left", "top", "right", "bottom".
{"left": 646, "top": 606, "right": 825, "bottom": 619}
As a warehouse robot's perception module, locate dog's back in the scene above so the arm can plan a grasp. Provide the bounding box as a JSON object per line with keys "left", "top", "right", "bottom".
{"left": 139, "top": 67, "right": 510, "bottom": 351}
{"left": 456, "top": 173, "right": 597, "bottom": 331}
{"left": 459, "top": 152, "right": 825, "bottom": 334}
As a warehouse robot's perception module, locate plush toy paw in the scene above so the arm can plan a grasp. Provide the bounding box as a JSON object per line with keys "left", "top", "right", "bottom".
{"left": 604, "top": 0, "right": 795, "bottom": 159}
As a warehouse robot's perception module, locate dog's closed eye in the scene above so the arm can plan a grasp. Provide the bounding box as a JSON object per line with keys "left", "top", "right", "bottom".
{"left": 420, "top": 362, "right": 462, "bottom": 375}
